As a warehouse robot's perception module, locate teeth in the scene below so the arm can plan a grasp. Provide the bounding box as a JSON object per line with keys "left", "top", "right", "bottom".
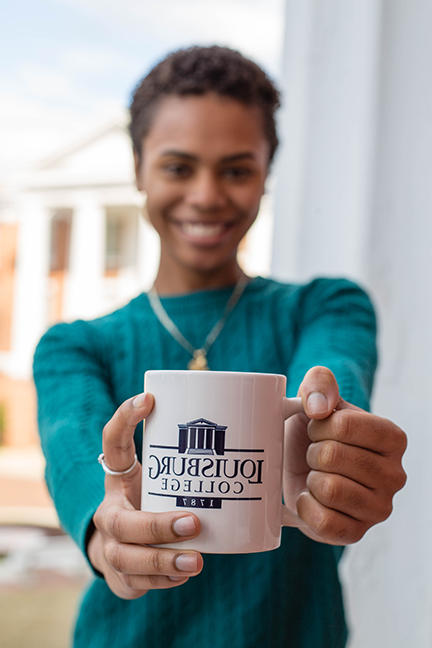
{"left": 181, "top": 222, "right": 225, "bottom": 237}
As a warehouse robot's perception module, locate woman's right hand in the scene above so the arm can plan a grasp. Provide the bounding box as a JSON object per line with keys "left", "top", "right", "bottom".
{"left": 88, "top": 392, "right": 203, "bottom": 600}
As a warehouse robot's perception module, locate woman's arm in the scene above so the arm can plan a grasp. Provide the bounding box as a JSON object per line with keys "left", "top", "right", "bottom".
{"left": 281, "top": 280, "right": 406, "bottom": 544}
{"left": 286, "top": 277, "right": 378, "bottom": 408}
{"left": 34, "top": 321, "right": 203, "bottom": 598}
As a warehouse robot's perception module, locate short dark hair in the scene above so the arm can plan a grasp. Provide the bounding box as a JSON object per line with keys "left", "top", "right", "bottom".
{"left": 129, "top": 45, "right": 281, "bottom": 164}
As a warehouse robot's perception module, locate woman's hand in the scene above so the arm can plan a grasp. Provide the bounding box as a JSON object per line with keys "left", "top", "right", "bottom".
{"left": 284, "top": 367, "right": 407, "bottom": 545}
{"left": 88, "top": 392, "right": 203, "bottom": 599}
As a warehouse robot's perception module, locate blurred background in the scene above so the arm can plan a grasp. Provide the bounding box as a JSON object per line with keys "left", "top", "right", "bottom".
{"left": 0, "top": 0, "right": 430, "bottom": 646}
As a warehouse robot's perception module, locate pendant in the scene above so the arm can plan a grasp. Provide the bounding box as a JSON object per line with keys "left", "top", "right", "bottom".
{"left": 188, "top": 349, "right": 209, "bottom": 371}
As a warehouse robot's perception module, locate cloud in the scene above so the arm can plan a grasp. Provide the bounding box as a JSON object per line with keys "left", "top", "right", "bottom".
{"left": 61, "top": 46, "right": 135, "bottom": 74}
{"left": 18, "top": 63, "right": 78, "bottom": 101}
{"left": 54, "top": 0, "right": 284, "bottom": 74}
{"left": 151, "top": 0, "right": 284, "bottom": 73}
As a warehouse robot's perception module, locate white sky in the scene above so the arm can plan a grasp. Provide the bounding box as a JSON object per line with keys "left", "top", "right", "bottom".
{"left": 0, "top": 0, "right": 285, "bottom": 174}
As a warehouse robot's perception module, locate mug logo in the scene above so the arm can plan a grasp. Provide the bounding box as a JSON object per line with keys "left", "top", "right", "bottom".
{"left": 147, "top": 417, "right": 264, "bottom": 511}
{"left": 178, "top": 419, "right": 227, "bottom": 456}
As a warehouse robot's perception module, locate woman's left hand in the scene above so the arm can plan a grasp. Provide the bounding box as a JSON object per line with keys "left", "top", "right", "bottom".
{"left": 284, "top": 366, "right": 407, "bottom": 545}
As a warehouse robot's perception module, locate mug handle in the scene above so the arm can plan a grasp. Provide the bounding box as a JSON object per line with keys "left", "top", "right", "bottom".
{"left": 280, "top": 397, "right": 309, "bottom": 528}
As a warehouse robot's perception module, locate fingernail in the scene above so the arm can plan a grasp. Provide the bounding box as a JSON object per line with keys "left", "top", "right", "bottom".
{"left": 307, "top": 392, "right": 328, "bottom": 415}
{"left": 173, "top": 516, "right": 196, "bottom": 537}
{"left": 132, "top": 393, "right": 146, "bottom": 408}
{"left": 175, "top": 554, "right": 198, "bottom": 572}
{"left": 168, "top": 575, "right": 187, "bottom": 582}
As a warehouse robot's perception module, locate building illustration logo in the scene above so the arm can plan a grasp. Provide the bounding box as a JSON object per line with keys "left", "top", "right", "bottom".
{"left": 147, "top": 417, "right": 265, "bottom": 510}
{"left": 178, "top": 418, "right": 227, "bottom": 456}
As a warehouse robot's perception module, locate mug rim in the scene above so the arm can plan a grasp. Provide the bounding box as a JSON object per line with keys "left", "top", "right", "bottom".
{"left": 145, "top": 370, "right": 286, "bottom": 379}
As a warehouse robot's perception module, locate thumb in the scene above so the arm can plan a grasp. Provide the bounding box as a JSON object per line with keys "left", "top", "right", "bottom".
{"left": 102, "top": 392, "right": 154, "bottom": 495}
{"left": 297, "top": 366, "right": 340, "bottom": 420}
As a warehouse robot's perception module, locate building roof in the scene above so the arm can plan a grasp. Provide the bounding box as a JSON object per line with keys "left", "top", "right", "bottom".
{"left": 22, "top": 113, "right": 136, "bottom": 192}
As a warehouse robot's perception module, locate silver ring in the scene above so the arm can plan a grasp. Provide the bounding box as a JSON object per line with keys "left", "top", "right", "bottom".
{"left": 98, "top": 453, "right": 138, "bottom": 476}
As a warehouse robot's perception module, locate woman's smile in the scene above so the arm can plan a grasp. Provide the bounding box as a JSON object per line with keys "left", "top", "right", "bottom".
{"left": 169, "top": 218, "right": 240, "bottom": 246}
{"left": 135, "top": 93, "right": 270, "bottom": 293}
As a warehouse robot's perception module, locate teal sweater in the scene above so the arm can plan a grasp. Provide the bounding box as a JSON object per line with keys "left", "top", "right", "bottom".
{"left": 33, "top": 277, "right": 377, "bottom": 648}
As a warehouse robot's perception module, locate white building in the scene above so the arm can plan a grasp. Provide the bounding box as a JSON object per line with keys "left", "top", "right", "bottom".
{"left": 0, "top": 114, "right": 272, "bottom": 447}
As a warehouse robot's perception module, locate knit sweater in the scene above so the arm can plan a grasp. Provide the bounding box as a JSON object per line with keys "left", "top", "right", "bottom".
{"left": 33, "top": 276, "right": 377, "bottom": 648}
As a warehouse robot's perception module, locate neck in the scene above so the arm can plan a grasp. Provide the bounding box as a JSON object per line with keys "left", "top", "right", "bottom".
{"left": 153, "top": 258, "right": 249, "bottom": 296}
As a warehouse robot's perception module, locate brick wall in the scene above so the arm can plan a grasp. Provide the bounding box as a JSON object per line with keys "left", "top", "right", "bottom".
{"left": 0, "top": 223, "right": 18, "bottom": 352}
{"left": 0, "top": 375, "right": 38, "bottom": 447}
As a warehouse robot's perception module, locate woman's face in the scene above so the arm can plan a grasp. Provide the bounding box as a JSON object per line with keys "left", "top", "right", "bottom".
{"left": 135, "top": 93, "right": 270, "bottom": 291}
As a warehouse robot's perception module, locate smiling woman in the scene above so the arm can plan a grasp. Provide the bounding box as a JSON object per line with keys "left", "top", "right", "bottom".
{"left": 129, "top": 46, "right": 279, "bottom": 294}
{"left": 33, "top": 45, "right": 406, "bottom": 648}
{"left": 135, "top": 93, "right": 270, "bottom": 293}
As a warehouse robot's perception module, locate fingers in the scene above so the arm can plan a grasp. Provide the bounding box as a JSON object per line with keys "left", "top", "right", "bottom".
{"left": 293, "top": 408, "right": 407, "bottom": 544}
{"left": 296, "top": 491, "right": 368, "bottom": 545}
{"left": 308, "top": 408, "right": 408, "bottom": 458}
{"left": 305, "top": 471, "right": 392, "bottom": 524}
{"left": 102, "top": 392, "right": 154, "bottom": 478}
{"left": 104, "top": 556, "right": 199, "bottom": 600}
{"left": 306, "top": 440, "right": 397, "bottom": 490}
{"left": 94, "top": 392, "right": 206, "bottom": 599}
{"left": 93, "top": 505, "right": 203, "bottom": 598}
{"left": 104, "top": 541, "right": 203, "bottom": 580}
{"left": 290, "top": 371, "right": 407, "bottom": 544}
{"left": 298, "top": 366, "right": 340, "bottom": 419}
{"left": 87, "top": 528, "right": 189, "bottom": 600}
{"left": 101, "top": 510, "right": 203, "bottom": 595}
{"left": 95, "top": 507, "right": 201, "bottom": 546}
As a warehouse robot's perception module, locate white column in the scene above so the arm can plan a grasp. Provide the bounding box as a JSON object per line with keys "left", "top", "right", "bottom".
{"left": 241, "top": 191, "right": 274, "bottom": 278}
{"left": 64, "top": 194, "right": 106, "bottom": 320}
{"left": 9, "top": 198, "right": 51, "bottom": 378}
{"left": 113, "top": 210, "right": 139, "bottom": 305}
{"left": 274, "top": 1, "right": 432, "bottom": 646}
{"left": 271, "top": 0, "right": 314, "bottom": 280}
{"left": 272, "top": 0, "right": 383, "bottom": 282}
{"left": 340, "top": 2, "right": 432, "bottom": 647}
{"left": 136, "top": 208, "right": 160, "bottom": 292}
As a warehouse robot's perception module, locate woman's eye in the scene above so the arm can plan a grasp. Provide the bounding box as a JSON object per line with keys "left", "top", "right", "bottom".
{"left": 223, "top": 167, "right": 253, "bottom": 180}
{"left": 163, "top": 163, "right": 192, "bottom": 178}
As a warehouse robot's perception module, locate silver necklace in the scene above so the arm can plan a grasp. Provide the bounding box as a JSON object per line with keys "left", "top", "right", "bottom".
{"left": 148, "top": 278, "right": 249, "bottom": 370}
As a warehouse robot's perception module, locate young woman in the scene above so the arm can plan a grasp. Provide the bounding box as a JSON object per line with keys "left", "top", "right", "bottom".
{"left": 34, "top": 46, "right": 406, "bottom": 648}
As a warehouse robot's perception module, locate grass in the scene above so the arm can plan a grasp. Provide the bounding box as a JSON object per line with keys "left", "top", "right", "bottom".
{"left": 0, "top": 583, "right": 85, "bottom": 648}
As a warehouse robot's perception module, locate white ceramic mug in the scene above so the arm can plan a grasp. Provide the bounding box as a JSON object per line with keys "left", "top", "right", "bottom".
{"left": 141, "top": 370, "right": 304, "bottom": 554}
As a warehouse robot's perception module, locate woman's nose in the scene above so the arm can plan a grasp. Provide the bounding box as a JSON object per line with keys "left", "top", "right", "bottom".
{"left": 186, "top": 171, "right": 227, "bottom": 211}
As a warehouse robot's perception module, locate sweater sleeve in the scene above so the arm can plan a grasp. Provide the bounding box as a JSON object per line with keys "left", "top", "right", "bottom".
{"left": 33, "top": 320, "right": 116, "bottom": 567}
{"left": 286, "top": 278, "right": 378, "bottom": 411}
